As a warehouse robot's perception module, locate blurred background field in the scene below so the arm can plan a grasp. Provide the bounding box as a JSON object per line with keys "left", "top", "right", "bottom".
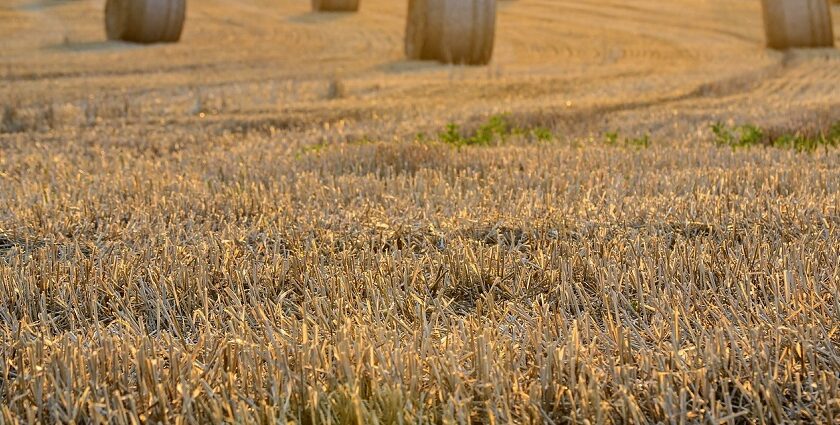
{"left": 1, "top": 0, "right": 838, "bottom": 141}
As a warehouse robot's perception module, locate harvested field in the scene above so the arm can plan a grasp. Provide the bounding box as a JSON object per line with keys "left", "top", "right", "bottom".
{"left": 1, "top": 0, "right": 839, "bottom": 423}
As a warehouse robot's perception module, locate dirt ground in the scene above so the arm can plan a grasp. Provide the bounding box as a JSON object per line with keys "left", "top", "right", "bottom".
{"left": 1, "top": 0, "right": 839, "bottom": 142}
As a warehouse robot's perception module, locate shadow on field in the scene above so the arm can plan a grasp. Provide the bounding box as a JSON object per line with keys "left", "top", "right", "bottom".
{"left": 0, "top": 234, "right": 15, "bottom": 255}
{"left": 18, "top": 0, "right": 76, "bottom": 12}
{"left": 373, "top": 60, "right": 452, "bottom": 74}
{"left": 44, "top": 40, "right": 141, "bottom": 53}
{"left": 287, "top": 12, "right": 352, "bottom": 24}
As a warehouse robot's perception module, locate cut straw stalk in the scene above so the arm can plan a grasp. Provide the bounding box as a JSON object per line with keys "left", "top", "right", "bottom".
{"left": 105, "top": 0, "right": 186, "bottom": 44}
{"left": 406, "top": 0, "right": 497, "bottom": 65}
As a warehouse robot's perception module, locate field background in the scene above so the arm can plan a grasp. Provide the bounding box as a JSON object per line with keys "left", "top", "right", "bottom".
{"left": 1, "top": 0, "right": 839, "bottom": 424}
{"left": 2, "top": 0, "right": 839, "bottom": 138}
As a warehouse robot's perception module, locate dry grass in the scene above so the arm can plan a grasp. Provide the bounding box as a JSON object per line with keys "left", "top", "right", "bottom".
{"left": 0, "top": 123, "right": 838, "bottom": 423}
{"left": 2, "top": 0, "right": 840, "bottom": 422}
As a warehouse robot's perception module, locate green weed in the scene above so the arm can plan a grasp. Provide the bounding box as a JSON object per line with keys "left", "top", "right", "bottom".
{"left": 439, "top": 123, "right": 467, "bottom": 146}
{"left": 712, "top": 122, "right": 840, "bottom": 152}
{"left": 711, "top": 122, "right": 764, "bottom": 149}
{"left": 604, "top": 131, "right": 620, "bottom": 146}
{"left": 532, "top": 126, "right": 553, "bottom": 142}
{"left": 602, "top": 130, "right": 651, "bottom": 149}
{"left": 439, "top": 114, "right": 553, "bottom": 147}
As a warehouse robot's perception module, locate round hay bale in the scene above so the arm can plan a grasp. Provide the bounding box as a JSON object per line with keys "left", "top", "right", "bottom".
{"left": 405, "top": 0, "right": 497, "bottom": 65}
{"left": 760, "top": 0, "right": 834, "bottom": 49}
{"left": 106, "top": 0, "right": 186, "bottom": 44}
{"left": 312, "top": 0, "right": 360, "bottom": 12}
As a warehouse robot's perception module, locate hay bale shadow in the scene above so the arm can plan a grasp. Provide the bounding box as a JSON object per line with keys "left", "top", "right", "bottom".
{"left": 45, "top": 40, "right": 137, "bottom": 53}
{"left": 287, "top": 12, "right": 352, "bottom": 24}
{"left": 373, "top": 59, "right": 450, "bottom": 75}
